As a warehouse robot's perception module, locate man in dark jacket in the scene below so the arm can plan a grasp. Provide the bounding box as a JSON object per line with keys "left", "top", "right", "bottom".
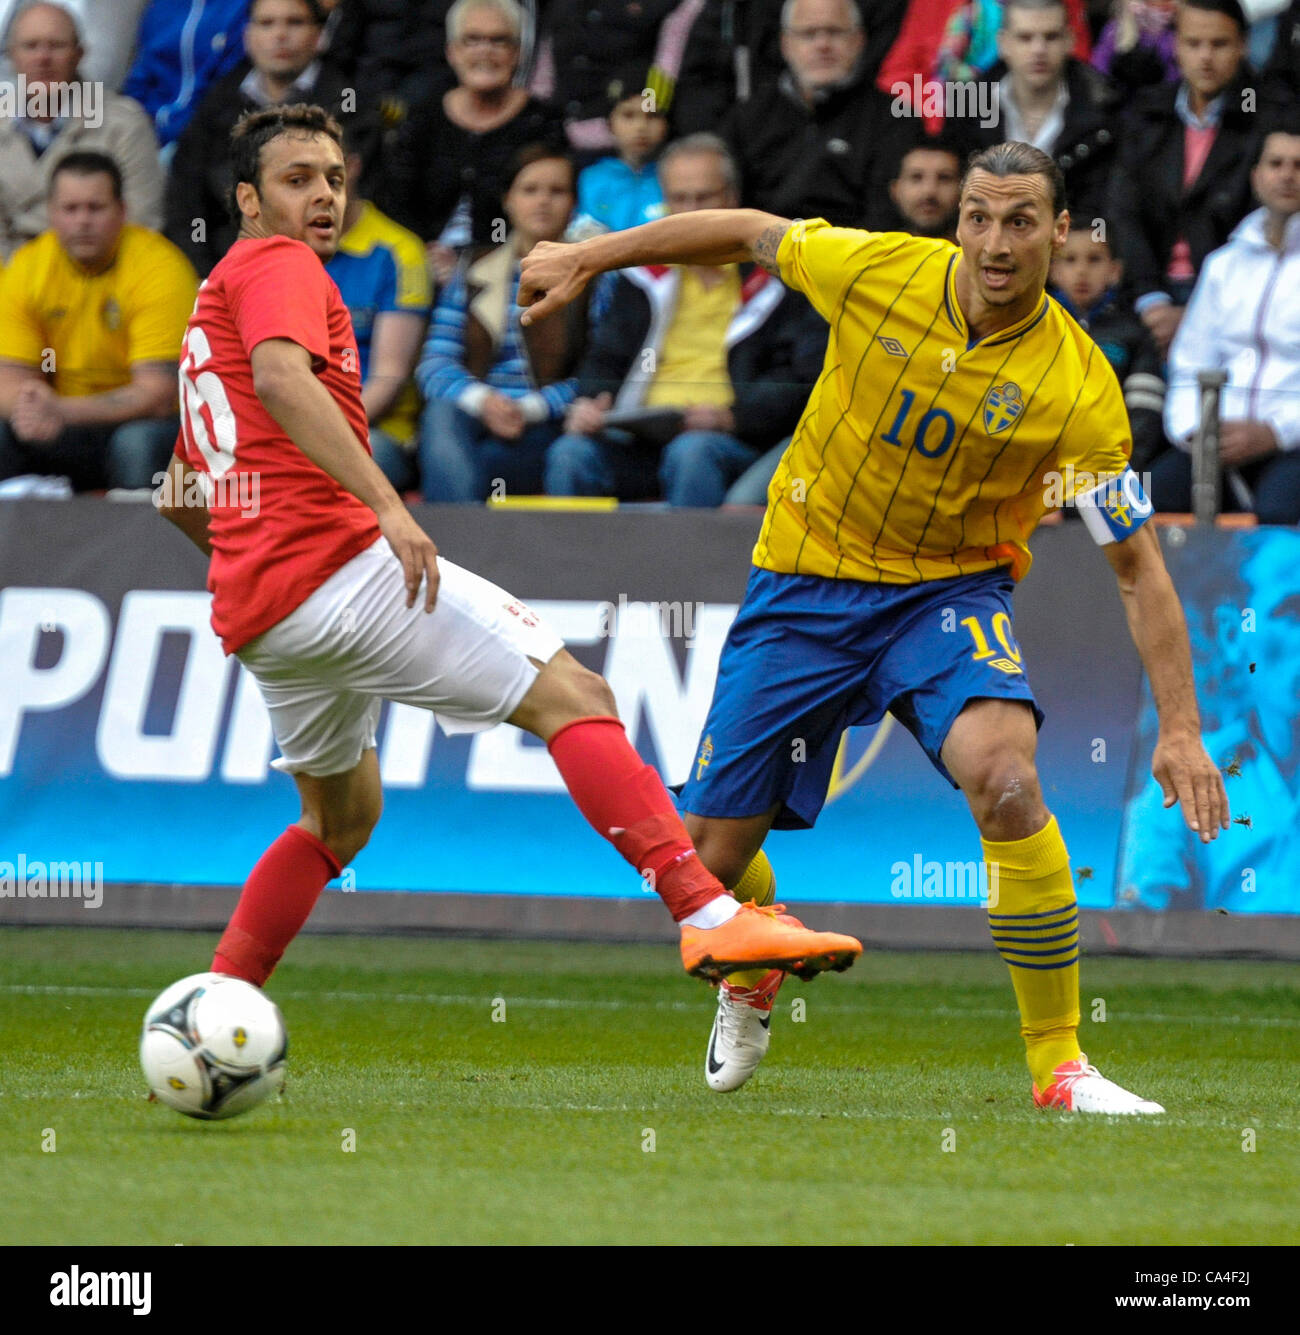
{"left": 964, "top": 0, "right": 1122, "bottom": 221}
{"left": 544, "top": 134, "right": 821, "bottom": 506}
{"left": 720, "top": 0, "right": 917, "bottom": 229}
{"left": 163, "top": 0, "right": 350, "bottom": 274}
{"left": 672, "top": 0, "right": 907, "bottom": 138}
{"left": 324, "top": 0, "right": 454, "bottom": 114}
{"left": 1107, "top": 0, "right": 1263, "bottom": 357}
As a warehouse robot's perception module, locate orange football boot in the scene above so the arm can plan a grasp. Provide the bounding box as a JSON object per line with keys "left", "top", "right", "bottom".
{"left": 680, "top": 900, "right": 861, "bottom": 982}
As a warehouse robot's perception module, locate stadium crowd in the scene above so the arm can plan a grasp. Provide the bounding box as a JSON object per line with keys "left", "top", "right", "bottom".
{"left": 0, "top": 0, "right": 1295, "bottom": 519}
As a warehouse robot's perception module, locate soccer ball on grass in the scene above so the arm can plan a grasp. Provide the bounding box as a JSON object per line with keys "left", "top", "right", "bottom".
{"left": 140, "top": 972, "right": 287, "bottom": 1120}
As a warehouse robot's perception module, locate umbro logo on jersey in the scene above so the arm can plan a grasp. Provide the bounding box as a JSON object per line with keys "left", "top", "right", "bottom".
{"left": 984, "top": 381, "right": 1023, "bottom": 434}
{"left": 877, "top": 336, "right": 908, "bottom": 357}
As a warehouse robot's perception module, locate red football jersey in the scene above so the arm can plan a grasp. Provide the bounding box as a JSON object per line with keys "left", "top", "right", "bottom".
{"left": 176, "top": 235, "right": 381, "bottom": 654}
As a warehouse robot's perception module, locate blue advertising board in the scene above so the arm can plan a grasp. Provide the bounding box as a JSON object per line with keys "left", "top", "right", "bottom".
{"left": 1, "top": 503, "right": 1292, "bottom": 912}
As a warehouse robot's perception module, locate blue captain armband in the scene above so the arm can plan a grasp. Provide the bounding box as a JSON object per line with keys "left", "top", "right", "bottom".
{"left": 1075, "top": 466, "right": 1154, "bottom": 545}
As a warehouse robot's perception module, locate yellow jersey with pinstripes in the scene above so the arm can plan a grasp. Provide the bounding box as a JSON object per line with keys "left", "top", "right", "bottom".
{"left": 754, "top": 219, "right": 1133, "bottom": 584}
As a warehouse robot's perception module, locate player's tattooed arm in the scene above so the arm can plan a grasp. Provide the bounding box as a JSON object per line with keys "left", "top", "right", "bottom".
{"left": 520, "top": 210, "right": 791, "bottom": 323}
{"left": 750, "top": 221, "right": 791, "bottom": 276}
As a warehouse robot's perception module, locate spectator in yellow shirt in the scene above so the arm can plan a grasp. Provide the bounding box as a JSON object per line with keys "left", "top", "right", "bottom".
{"left": 0, "top": 150, "right": 197, "bottom": 492}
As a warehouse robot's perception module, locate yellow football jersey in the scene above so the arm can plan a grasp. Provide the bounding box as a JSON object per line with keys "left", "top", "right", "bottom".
{"left": 0, "top": 224, "right": 197, "bottom": 398}
{"left": 756, "top": 219, "right": 1133, "bottom": 583}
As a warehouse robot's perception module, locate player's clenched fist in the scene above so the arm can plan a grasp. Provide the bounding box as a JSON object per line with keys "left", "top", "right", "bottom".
{"left": 377, "top": 503, "right": 440, "bottom": 612}
{"left": 518, "top": 240, "right": 588, "bottom": 325}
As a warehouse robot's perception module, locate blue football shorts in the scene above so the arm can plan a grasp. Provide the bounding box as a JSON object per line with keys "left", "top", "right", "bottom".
{"left": 678, "top": 565, "right": 1043, "bottom": 830}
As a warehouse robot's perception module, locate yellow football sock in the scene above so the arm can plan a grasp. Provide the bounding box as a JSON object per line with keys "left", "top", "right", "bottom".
{"left": 982, "top": 816, "right": 1081, "bottom": 1091}
{"left": 725, "top": 849, "right": 776, "bottom": 989}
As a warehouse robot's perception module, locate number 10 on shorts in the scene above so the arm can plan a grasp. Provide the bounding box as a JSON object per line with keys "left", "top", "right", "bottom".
{"left": 960, "top": 612, "right": 1024, "bottom": 676}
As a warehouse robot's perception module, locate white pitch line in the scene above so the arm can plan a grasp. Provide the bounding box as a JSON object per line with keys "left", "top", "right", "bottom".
{"left": 427, "top": 1100, "right": 1300, "bottom": 1132}
{"left": 1, "top": 982, "right": 1298, "bottom": 1029}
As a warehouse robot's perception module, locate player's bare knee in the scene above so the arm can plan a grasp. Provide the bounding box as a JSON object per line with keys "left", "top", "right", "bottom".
{"left": 568, "top": 664, "right": 617, "bottom": 717}
{"left": 963, "top": 759, "right": 1044, "bottom": 835}
{"left": 538, "top": 654, "right": 617, "bottom": 720}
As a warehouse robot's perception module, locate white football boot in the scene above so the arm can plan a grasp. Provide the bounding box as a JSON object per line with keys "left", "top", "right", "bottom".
{"left": 1033, "top": 1054, "right": 1166, "bottom": 1114}
{"left": 704, "top": 969, "right": 784, "bottom": 1092}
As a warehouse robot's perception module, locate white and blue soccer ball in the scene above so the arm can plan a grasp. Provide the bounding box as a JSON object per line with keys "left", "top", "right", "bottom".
{"left": 140, "top": 972, "right": 287, "bottom": 1120}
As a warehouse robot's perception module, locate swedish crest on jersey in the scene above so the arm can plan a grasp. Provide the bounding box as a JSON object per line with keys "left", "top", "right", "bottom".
{"left": 983, "top": 382, "right": 1023, "bottom": 435}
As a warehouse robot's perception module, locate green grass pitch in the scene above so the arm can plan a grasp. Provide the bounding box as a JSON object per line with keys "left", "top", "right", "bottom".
{"left": 2, "top": 925, "right": 1297, "bottom": 1245}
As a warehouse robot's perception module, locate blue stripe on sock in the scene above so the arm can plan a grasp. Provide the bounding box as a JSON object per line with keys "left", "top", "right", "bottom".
{"left": 988, "top": 912, "right": 1077, "bottom": 932}
{"left": 990, "top": 928, "right": 1078, "bottom": 947}
{"left": 997, "top": 941, "right": 1079, "bottom": 959}
{"left": 1002, "top": 954, "right": 1080, "bottom": 970}
{"left": 987, "top": 905, "right": 1078, "bottom": 920}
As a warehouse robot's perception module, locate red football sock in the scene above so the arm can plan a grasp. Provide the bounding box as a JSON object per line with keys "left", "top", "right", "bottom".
{"left": 547, "top": 716, "right": 725, "bottom": 921}
{"left": 211, "top": 825, "right": 341, "bottom": 985}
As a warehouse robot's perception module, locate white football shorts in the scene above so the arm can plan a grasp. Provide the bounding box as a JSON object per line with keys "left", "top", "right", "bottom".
{"left": 237, "top": 536, "right": 565, "bottom": 777}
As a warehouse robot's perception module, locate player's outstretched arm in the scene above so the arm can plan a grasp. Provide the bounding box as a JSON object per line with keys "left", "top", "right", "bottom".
{"left": 1104, "top": 523, "right": 1229, "bottom": 842}
{"left": 518, "top": 210, "right": 791, "bottom": 326}
{"left": 251, "top": 338, "right": 440, "bottom": 611}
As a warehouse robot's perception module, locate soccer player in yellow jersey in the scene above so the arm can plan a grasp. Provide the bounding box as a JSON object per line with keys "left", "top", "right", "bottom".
{"left": 520, "top": 142, "right": 1230, "bottom": 1113}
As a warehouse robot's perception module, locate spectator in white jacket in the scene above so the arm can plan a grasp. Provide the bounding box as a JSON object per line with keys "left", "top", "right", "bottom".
{"left": 1152, "top": 126, "right": 1300, "bottom": 524}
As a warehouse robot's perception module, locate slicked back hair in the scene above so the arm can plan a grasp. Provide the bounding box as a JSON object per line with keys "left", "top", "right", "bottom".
{"left": 962, "top": 141, "right": 1067, "bottom": 218}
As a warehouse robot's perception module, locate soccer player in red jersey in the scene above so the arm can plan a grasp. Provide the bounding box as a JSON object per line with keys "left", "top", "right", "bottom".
{"left": 157, "top": 103, "right": 861, "bottom": 987}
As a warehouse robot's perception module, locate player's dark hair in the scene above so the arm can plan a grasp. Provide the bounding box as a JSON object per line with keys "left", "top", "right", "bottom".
{"left": 1178, "top": 0, "right": 1247, "bottom": 35}
{"left": 48, "top": 150, "right": 123, "bottom": 201}
{"left": 228, "top": 102, "right": 343, "bottom": 219}
{"left": 962, "top": 142, "right": 1067, "bottom": 217}
{"left": 249, "top": 0, "right": 327, "bottom": 24}
{"left": 506, "top": 141, "right": 576, "bottom": 192}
